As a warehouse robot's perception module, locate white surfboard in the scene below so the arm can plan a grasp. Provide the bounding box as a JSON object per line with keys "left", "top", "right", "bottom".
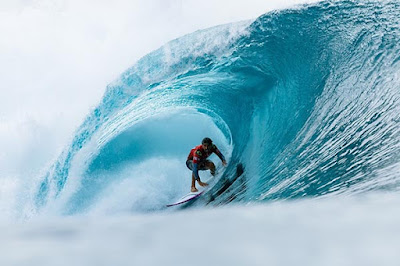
{"left": 167, "top": 166, "right": 225, "bottom": 207}
{"left": 166, "top": 190, "right": 204, "bottom": 207}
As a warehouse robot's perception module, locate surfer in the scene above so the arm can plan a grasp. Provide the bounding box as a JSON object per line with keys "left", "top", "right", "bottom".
{"left": 186, "top": 137, "right": 227, "bottom": 192}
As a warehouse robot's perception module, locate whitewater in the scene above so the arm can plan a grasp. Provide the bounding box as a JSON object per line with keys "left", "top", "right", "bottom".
{"left": 1, "top": 0, "right": 400, "bottom": 265}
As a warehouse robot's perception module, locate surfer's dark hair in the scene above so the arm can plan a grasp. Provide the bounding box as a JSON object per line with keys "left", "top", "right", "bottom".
{"left": 202, "top": 137, "right": 212, "bottom": 145}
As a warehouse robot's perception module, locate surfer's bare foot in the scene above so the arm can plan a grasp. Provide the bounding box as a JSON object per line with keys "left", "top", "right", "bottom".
{"left": 191, "top": 187, "right": 198, "bottom": 192}
{"left": 198, "top": 181, "right": 208, "bottom": 187}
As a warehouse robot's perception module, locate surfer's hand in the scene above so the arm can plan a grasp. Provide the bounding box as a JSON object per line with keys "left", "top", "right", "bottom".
{"left": 222, "top": 160, "right": 227, "bottom": 167}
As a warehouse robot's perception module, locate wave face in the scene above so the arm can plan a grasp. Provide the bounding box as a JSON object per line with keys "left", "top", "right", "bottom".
{"left": 35, "top": 0, "right": 400, "bottom": 214}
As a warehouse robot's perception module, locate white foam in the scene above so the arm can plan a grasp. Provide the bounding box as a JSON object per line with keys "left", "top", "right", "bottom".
{"left": 1, "top": 192, "right": 399, "bottom": 266}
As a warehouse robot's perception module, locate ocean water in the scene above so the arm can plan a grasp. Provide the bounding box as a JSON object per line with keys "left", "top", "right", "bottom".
{"left": 1, "top": 0, "right": 400, "bottom": 265}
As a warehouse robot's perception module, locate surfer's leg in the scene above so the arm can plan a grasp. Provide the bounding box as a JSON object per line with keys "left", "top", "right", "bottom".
{"left": 192, "top": 168, "right": 208, "bottom": 188}
{"left": 191, "top": 173, "right": 198, "bottom": 192}
{"left": 198, "top": 179, "right": 208, "bottom": 187}
{"left": 188, "top": 160, "right": 202, "bottom": 191}
{"left": 205, "top": 160, "right": 216, "bottom": 176}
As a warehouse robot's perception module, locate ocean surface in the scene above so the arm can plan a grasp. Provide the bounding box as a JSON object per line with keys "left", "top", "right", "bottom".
{"left": 2, "top": 0, "right": 400, "bottom": 265}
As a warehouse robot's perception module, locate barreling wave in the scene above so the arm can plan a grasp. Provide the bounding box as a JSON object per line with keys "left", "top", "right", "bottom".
{"left": 35, "top": 0, "right": 400, "bottom": 215}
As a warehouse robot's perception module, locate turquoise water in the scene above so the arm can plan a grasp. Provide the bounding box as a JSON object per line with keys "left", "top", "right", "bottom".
{"left": 36, "top": 0, "right": 400, "bottom": 214}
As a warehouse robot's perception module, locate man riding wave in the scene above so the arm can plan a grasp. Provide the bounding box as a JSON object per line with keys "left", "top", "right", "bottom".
{"left": 186, "top": 137, "right": 227, "bottom": 192}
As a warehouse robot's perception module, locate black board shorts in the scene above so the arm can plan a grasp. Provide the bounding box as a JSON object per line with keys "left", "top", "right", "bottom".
{"left": 186, "top": 159, "right": 211, "bottom": 171}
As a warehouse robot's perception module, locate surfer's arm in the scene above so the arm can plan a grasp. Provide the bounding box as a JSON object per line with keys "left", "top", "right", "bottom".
{"left": 192, "top": 163, "right": 200, "bottom": 180}
{"left": 213, "top": 146, "right": 227, "bottom": 165}
{"left": 192, "top": 150, "right": 203, "bottom": 180}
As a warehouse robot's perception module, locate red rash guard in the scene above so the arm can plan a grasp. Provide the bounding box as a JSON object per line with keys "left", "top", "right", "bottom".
{"left": 187, "top": 144, "right": 225, "bottom": 179}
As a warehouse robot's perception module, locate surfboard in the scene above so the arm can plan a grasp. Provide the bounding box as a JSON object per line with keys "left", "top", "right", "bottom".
{"left": 167, "top": 166, "right": 226, "bottom": 207}
{"left": 166, "top": 190, "right": 204, "bottom": 207}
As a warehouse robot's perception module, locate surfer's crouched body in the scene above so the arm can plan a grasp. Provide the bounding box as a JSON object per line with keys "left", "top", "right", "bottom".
{"left": 186, "top": 137, "right": 227, "bottom": 192}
